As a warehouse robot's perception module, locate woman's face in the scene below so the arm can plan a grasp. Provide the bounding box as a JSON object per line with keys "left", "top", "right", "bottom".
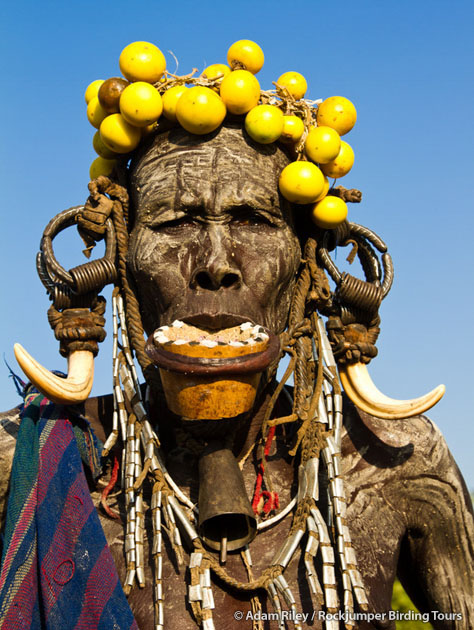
{"left": 127, "top": 126, "right": 301, "bottom": 336}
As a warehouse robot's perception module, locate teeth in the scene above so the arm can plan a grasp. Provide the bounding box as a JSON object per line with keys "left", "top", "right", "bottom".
{"left": 154, "top": 333, "right": 169, "bottom": 344}
{"left": 201, "top": 339, "right": 218, "bottom": 348}
{"left": 154, "top": 320, "right": 269, "bottom": 348}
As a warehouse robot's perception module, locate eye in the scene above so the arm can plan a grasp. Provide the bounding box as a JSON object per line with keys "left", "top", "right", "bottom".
{"left": 154, "top": 217, "right": 201, "bottom": 233}
{"left": 230, "top": 207, "right": 276, "bottom": 228}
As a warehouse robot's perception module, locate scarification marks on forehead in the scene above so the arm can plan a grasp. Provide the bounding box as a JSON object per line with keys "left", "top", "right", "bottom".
{"left": 131, "top": 126, "right": 291, "bottom": 216}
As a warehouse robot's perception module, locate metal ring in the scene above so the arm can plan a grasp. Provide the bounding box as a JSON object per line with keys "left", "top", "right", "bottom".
{"left": 39, "top": 206, "right": 117, "bottom": 294}
{"left": 351, "top": 236, "right": 382, "bottom": 284}
{"left": 348, "top": 222, "right": 387, "bottom": 254}
{"left": 381, "top": 252, "right": 394, "bottom": 297}
{"left": 319, "top": 232, "right": 342, "bottom": 284}
{"left": 36, "top": 251, "right": 56, "bottom": 293}
{"left": 41, "top": 206, "right": 82, "bottom": 285}
{"left": 319, "top": 223, "right": 390, "bottom": 287}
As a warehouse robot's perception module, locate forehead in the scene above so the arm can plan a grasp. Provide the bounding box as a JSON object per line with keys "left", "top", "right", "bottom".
{"left": 130, "top": 126, "right": 291, "bottom": 219}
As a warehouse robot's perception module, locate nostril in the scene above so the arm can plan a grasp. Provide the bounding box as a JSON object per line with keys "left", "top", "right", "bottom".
{"left": 192, "top": 269, "right": 241, "bottom": 290}
{"left": 195, "top": 271, "right": 215, "bottom": 290}
{"left": 221, "top": 273, "right": 240, "bottom": 288}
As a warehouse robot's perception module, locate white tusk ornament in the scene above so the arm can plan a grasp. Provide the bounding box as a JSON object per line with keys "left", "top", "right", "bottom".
{"left": 13, "top": 343, "right": 94, "bottom": 406}
{"left": 339, "top": 362, "right": 445, "bottom": 420}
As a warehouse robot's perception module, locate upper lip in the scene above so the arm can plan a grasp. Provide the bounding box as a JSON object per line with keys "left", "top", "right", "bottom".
{"left": 180, "top": 313, "right": 257, "bottom": 331}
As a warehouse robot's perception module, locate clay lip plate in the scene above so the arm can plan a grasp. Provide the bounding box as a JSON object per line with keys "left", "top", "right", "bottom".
{"left": 145, "top": 318, "right": 280, "bottom": 376}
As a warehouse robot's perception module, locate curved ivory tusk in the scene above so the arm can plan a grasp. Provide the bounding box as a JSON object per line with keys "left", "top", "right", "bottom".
{"left": 13, "top": 343, "right": 94, "bottom": 405}
{"left": 339, "top": 361, "right": 445, "bottom": 420}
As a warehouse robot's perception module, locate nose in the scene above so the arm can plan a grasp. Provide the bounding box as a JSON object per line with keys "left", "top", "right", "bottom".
{"left": 190, "top": 227, "right": 242, "bottom": 291}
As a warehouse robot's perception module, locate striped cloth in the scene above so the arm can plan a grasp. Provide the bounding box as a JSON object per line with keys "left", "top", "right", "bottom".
{"left": 0, "top": 389, "right": 138, "bottom": 630}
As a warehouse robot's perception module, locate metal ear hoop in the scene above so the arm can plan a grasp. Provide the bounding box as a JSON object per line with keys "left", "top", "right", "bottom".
{"left": 38, "top": 205, "right": 117, "bottom": 308}
{"left": 317, "top": 222, "right": 444, "bottom": 419}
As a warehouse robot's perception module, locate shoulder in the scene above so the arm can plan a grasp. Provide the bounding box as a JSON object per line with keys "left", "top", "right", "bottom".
{"left": 0, "top": 406, "right": 22, "bottom": 527}
{"left": 343, "top": 399, "right": 473, "bottom": 522}
{"left": 343, "top": 398, "right": 458, "bottom": 475}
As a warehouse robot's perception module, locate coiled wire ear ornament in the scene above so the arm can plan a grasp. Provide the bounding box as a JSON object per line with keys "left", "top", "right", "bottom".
{"left": 14, "top": 205, "right": 117, "bottom": 405}
{"left": 318, "top": 221, "right": 445, "bottom": 419}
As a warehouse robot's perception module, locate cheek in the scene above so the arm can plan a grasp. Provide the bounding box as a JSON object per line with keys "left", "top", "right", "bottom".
{"left": 128, "top": 228, "right": 191, "bottom": 303}
{"left": 234, "top": 229, "right": 301, "bottom": 300}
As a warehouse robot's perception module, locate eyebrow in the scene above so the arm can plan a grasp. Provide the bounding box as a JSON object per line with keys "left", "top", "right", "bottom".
{"left": 133, "top": 160, "right": 287, "bottom": 221}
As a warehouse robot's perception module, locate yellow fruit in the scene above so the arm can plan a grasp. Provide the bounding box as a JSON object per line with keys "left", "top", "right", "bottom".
{"left": 202, "top": 64, "right": 231, "bottom": 81}
{"left": 314, "top": 175, "right": 330, "bottom": 202}
{"left": 311, "top": 196, "right": 348, "bottom": 228}
{"left": 90, "top": 156, "right": 117, "bottom": 180}
{"left": 245, "top": 105, "right": 284, "bottom": 144}
{"left": 280, "top": 115, "right": 305, "bottom": 143}
{"left": 279, "top": 161, "right": 326, "bottom": 204}
{"left": 84, "top": 80, "right": 104, "bottom": 104}
{"left": 93, "top": 131, "right": 118, "bottom": 159}
{"left": 100, "top": 113, "right": 141, "bottom": 153}
{"left": 87, "top": 97, "right": 108, "bottom": 129}
{"left": 227, "top": 39, "right": 264, "bottom": 74}
{"left": 277, "top": 71, "right": 307, "bottom": 100}
{"left": 219, "top": 70, "right": 260, "bottom": 115}
{"left": 176, "top": 86, "right": 226, "bottom": 135}
{"left": 321, "top": 141, "right": 354, "bottom": 178}
{"left": 163, "top": 85, "right": 188, "bottom": 122}
{"left": 119, "top": 41, "right": 166, "bottom": 83}
{"left": 316, "top": 96, "right": 357, "bottom": 136}
{"left": 305, "top": 126, "right": 341, "bottom": 164}
{"left": 120, "top": 82, "right": 163, "bottom": 127}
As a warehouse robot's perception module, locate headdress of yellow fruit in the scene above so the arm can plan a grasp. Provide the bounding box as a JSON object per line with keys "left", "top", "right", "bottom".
{"left": 120, "top": 82, "right": 163, "bottom": 127}
{"left": 87, "top": 97, "right": 108, "bottom": 129}
{"left": 90, "top": 156, "right": 117, "bottom": 180}
{"left": 163, "top": 85, "right": 188, "bottom": 122}
{"left": 227, "top": 40, "right": 264, "bottom": 74}
{"left": 84, "top": 38, "right": 358, "bottom": 230}
{"left": 305, "top": 126, "right": 341, "bottom": 164}
{"left": 316, "top": 96, "right": 357, "bottom": 136}
{"left": 311, "top": 196, "right": 348, "bottom": 229}
{"left": 100, "top": 113, "right": 142, "bottom": 154}
{"left": 277, "top": 71, "right": 307, "bottom": 100}
{"left": 84, "top": 80, "right": 104, "bottom": 105}
{"left": 281, "top": 115, "right": 305, "bottom": 143}
{"left": 279, "top": 162, "right": 326, "bottom": 205}
{"left": 176, "top": 86, "right": 226, "bottom": 135}
{"left": 245, "top": 105, "right": 284, "bottom": 144}
{"left": 119, "top": 41, "right": 166, "bottom": 83}
{"left": 202, "top": 64, "right": 231, "bottom": 81}
{"left": 321, "top": 141, "right": 354, "bottom": 178}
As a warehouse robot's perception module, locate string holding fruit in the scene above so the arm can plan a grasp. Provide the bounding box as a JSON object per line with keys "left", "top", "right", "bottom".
{"left": 85, "top": 38, "right": 358, "bottom": 228}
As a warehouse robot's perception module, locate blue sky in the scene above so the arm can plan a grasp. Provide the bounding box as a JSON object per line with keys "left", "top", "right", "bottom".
{"left": 1, "top": 0, "right": 473, "bottom": 487}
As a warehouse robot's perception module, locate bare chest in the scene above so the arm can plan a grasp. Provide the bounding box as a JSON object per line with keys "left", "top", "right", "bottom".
{"left": 92, "top": 457, "right": 405, "bottom": 630}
